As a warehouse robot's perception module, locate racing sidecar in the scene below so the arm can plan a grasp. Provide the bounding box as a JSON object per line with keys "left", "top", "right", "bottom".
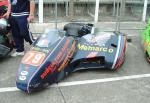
{"left": 0, "top": 1, "right": 13, "bottom": 58}
{"left": 0, "top": 18, "right": 13, "bottom": 58}
{"left": 141, "top": 19, "right": 150, "bottom": 62}
{"left": 16, "top": 23, "right": 127, "bottom": 93}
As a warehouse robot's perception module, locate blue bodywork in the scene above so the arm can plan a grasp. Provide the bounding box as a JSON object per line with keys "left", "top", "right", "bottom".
{"left": 16, "top": 23, "right": 126, "bottom": 93}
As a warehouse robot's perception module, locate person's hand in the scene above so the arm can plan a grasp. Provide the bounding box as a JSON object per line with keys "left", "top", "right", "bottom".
{"left": 3, "top": 12, "right": 10, "bottom": 19}
{"left": 27, "top": 14, "right": 34, "bottom": 23}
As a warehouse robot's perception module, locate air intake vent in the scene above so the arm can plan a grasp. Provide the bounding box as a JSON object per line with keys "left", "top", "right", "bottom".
{"left": 85, "top": 57, "right": 105, "bottom": 64}
{"left": 111, "top": 44, "right": 117, "bottom": 48}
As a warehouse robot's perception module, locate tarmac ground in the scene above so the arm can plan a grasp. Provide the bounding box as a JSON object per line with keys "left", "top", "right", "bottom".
{"left": 0, "top": 22, "right": 150, "bottom": 103}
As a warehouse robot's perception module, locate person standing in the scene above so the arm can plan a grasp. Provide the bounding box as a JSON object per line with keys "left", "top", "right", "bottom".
{"left": 3, "top": 0, "right": 35, "bottom": 57}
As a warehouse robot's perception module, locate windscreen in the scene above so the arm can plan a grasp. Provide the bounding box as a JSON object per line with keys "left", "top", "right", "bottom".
{"left": 36, "top": 29, "right": 65, "bottom": 48}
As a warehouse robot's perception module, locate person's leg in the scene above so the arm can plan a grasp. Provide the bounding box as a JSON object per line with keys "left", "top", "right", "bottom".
{"left": 17, "top": 16, "right": 34, "bottom": 45}
{"left": 10, "top": 16, "right": 24, "bottom": 52}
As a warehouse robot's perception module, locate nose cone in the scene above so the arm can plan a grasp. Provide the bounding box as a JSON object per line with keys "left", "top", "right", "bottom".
{"left": 16, "top": 79, "right": 42, "bottom": 93}
{"left": 16, "top": 50, "right": 48, "bottom": 93}
{"left": 16, "top": 70, "right": 44, "bottom": 93}
{"left": 16, "top": 63, "right": 43, "bottom": 93}
{"left": 16, "top": 82, "right": 28, "bottom": 92}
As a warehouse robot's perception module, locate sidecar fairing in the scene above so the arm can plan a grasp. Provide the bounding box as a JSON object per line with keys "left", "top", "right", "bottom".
{"left": 141, "top": 19, "right": 150, "bottom": 63}
{"left": 66, "top": 31, "right": 126, "bottom": 72}
{"left": 16, "top": 23, "right": 126, "bottom": 93}
{"left": 16, "top": 29, "right": 76, "bottom": 92}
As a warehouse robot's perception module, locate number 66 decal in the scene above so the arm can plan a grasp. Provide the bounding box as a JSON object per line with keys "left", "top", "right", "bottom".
{"left": 22, "top": 51, "right": 46, "bottom": 66}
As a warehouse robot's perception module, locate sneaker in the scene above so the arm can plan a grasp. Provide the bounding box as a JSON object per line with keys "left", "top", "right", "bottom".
{"left": 11, "top": 51, "right": 25, "bottom": 57}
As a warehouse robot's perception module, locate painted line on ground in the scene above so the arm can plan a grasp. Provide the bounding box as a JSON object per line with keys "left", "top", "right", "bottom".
{"left": 1, "top": 73, "right": 150, "bottom": 93}
{"left": 0, "top": 87, "right": 19, "bottom": 93}
{"left": 128, "top": 43, "right": 138, "bottom": 50}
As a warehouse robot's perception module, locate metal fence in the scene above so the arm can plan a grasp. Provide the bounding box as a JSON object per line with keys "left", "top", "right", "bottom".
{"left": 31, "top": 0, "right": 150, "bottom": 23}
{"left": 29, "top": 0, "right": 149, "bottom": 34}
{"left": 34, "top": 0, "right": 150, "bottom": 23}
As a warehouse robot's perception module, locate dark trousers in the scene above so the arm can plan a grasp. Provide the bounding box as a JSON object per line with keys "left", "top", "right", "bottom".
{"left": 10, "top": 15, "right": 34, "bottom": 52}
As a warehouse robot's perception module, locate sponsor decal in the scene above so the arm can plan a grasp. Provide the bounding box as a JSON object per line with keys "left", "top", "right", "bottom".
{"left": 57, "top": 41, "right": 76, "bottom": 72}
{"left": 40, "top": 39, "right": 72, "bottom": 79}
{"left": 40, "top": 61, "right": 56, "bottom": 79}
{"left": 78, "top": 43, "right": 114, "bottom": 53}
{"left": 84, "top": 32, "right": 113, "bottom": 47}
{"left": 87, "top": 52, "right": 98, "bottom": 58}
{"left": 31, "top": 47, "right": 49, "bottom": 53}
{"left": 36, "top": 39, "right": 49, "bottom": 47}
